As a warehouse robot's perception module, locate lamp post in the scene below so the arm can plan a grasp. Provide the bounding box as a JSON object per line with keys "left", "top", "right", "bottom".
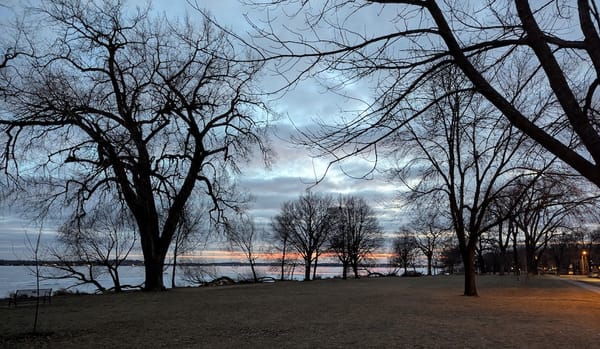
{"left": 581, "top": 251, "right": 588, "bottom": 276}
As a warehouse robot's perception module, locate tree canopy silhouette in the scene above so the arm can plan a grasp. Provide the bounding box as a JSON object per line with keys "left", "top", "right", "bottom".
{"left": 0, "top": 0, "right": 269, "bottom": 291}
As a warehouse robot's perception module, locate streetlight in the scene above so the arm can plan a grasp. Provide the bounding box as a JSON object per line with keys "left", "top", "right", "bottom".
{"left": 581, "top": 250, "right": 589, "bottom": 276}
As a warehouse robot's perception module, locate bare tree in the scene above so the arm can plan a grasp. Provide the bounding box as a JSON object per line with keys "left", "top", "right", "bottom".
{"left": 328, "top": 195, "right": 383, "bottom": 279}
{"left": 249, "top": 0, "right": 600, "bottom": 295}
{"left": 404, "top": 207, "right": 449, "bottom": 276}
{"left": 272, "top": 192, "right": 333, "bottom": 281}
{"left": 392, "top": 231, "right": 419, "bottom": 275}
{"left": 46, "top": 202, "right": 139, "bottom": 293}
{"left": 488, "top": 197, "right": 519, "bottom": 275}
{"left": 270, "top": 214, "right": 292, "bottom": 281}
{"left": 439, "top": 237, "right": 462, "bottom": 275}
{"left": 0, "top": 0, "right": 269, "bottom": 290}
{"left": 226, "top": 215, "right": 263, "bottom": 282}
{"left": 388, "top": 68, "right": 535, "bottom": 295}
{"left": 509, "top": 175, "right": 591, "bottom": 275}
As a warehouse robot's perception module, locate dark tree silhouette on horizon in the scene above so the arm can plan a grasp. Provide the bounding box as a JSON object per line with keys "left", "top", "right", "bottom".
{"left": 226, "top": 214, "right": 263, "bottom": 282}
{"left": 403, "top": 206, "right": 449, "bottom": 276}
{"left": 272, "top": 192, "right": 333, "bottom": 281}
{"left": 328, "top": 195, "right": 383, "bottom": 279}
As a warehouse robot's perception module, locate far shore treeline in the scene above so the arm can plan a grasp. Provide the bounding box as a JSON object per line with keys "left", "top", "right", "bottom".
{"left": 0, "top": 260, "right": 396, "bottom": 268}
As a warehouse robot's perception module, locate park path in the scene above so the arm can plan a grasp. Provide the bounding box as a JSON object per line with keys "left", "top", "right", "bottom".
{"left": 559, "top": 275, "right": 600, "bottom": 294}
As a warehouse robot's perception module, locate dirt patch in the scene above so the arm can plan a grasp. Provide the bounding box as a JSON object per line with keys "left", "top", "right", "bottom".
{"left": 1, "top": 275, "right": 599, "bottom": 348}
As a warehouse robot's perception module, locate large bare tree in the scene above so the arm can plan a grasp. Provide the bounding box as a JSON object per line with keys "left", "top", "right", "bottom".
{"left": 389, "top": 68, "right": 537, "bottom": 295}
{"left": 250, "top": 0, "right": 600, "bottom": 295}
{"left": 0, "top": 0, "right": 269, "bottom": 290}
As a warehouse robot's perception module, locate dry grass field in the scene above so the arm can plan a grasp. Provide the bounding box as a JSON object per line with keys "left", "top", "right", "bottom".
{"left": 1, "top": 275, "right": 599, "bottom": 348}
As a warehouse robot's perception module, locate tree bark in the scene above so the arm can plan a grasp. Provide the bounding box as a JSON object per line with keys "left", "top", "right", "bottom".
{"left": 250, "top": 262, "right": 258, "bottom": 282}
{"left": 144, "top": 253, "right": 166, "bottom": 291}
{"left": 280, "top": 237, "right": 288, "bottom": 281}
{"left": 171, "top": 250, "right": 178, "bottom": 288}
{"left": 426, "top": 253, "right": 433, "bottom": 276}
{"left": 342, "top": 261, "right": 348, "bottom": 280}
{"left": 304, "top": 257, "right": 312, "bottom": 281}
{"left": 352, "top": 262, "right": 359, "bottom": 279}
{"left": 526, "top": 247, "right": 539, "bottom": 275}
{"left": 461, "top": 244, "right": 478, "bottom": 296}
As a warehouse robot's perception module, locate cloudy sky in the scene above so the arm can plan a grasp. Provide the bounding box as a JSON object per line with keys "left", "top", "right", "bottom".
{"left": 0, "top": 0, "right": 404, "bottom": 260}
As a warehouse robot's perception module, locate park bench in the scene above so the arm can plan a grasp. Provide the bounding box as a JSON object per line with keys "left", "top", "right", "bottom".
{"left": 8, "top": 288, "right": 52, "bottom": 307}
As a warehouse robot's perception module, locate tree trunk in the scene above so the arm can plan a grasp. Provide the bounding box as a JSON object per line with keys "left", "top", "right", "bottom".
{"left": 498, "top": 247, "right": 506, "bottom": 276}
{"left": 461, "top": 244, "right": 478, "bottom": 296}
{"left": 526, "top": 247, "right": 539, "bottom": 275}
{"left": 512, "top": 229, "right": 520, "bottom": 276}
{"left": 110, "top": 268, "right": 122, "bottom": 292}
{"left": 144, "top": 255, "right": 166, "bottom": 291}
{"left": 312, "top": 254, "right": 319, "bottom": 280}
{"left": 497, "top": 222, "right": 507, "bottom": 276}
{"left": 250, "top": 260, "right": 258, "bottom": 282}
{"left": 280, "top": 238, "right": 288, "bottom": 281}
{"left": 352, "top": 262, "right": 359, "bottom": 279}
{"left": 171, "top": 253, "right": 178, "bottom": 288}
{"left": 342, "top": 261, "right": 348, "bottom": 280}
{"left": 426, "top": 253, "right": 433, "bottom": 276}
{"left": 304, "top": 257, "right": 312, "bottom": 281}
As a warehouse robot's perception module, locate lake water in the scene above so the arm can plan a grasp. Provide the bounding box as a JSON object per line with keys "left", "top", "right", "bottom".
{"left": 0, "top": 264, "right": 420, "bottom": 298}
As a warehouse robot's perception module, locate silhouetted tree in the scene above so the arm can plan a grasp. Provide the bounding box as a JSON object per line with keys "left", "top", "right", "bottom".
{"left": 389, "top": 67, "right": 536, "bottom": 295}
{"left": 0, "top": 0, "right": 269, "bottom": 290}
{"left": 328, "top": 195, "right": 383, "bottom": 279}
{"left": 507, "top": 175, "right": 590, "bottom": 275}
{"left": 404, "top": 206, "right": 449, "bottom": 276}
{"left": 226, "top": 215, "right": 262, "bottom": 282}
{"left": 271, "top": 212, "right": 292, "bottom": 280}
{"left": 272, "top": 192, "right": 333, "bottom": 281}
{"left": 392, "top": 232, "right": 419, "bottom": 275}
{"left": 489, "top": 198, "right": 518, "bottom": 275}
{"left": 439, "top": 237, "right": 462, "bottom": 274}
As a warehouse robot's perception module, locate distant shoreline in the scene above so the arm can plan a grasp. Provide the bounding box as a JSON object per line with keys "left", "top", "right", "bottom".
{"left": 0, "top": 259, "right": 399, "bottom": 268}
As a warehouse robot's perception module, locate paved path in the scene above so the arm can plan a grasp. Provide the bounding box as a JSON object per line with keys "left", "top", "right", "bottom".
{"left": 559, "top": 275, "right": 600, "bottom": 294}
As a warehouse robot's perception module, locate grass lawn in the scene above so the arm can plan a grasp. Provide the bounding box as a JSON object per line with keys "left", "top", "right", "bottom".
{"left": 1, "top": 275, "right": 599, "bottom": 348}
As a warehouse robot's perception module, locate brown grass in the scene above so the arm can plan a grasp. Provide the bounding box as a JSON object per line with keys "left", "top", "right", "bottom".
{"left": 1, "top": 275, "right": 599, "bottom": 348}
